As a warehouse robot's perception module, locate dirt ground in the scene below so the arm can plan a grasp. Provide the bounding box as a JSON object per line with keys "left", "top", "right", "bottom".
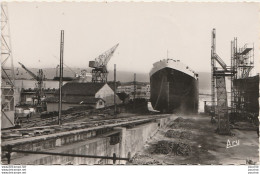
{"left": 130, "top": 114, "right": 259, "bottom": 165}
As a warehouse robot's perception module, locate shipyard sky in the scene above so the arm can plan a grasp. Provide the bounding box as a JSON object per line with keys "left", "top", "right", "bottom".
{"left": 9, "top": 2, "right": 259, "bottom": 74}
{"left": 2, "top": 1, "right": 260, "bottom": 168}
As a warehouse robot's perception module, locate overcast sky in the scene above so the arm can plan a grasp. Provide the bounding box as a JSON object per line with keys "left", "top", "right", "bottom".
{"left": 8, "top": 2, "right": 259, "bottom": 74}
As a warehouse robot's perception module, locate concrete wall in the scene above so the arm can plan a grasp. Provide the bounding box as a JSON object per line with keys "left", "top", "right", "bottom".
{"left": 5, "top": 116, "right": 173, "bottom": 165}
{"left": 29, "top": 137, "right": 120, "bottom": 165}
{"left": 125, "top": 122, "right": 158, "bottom": 159}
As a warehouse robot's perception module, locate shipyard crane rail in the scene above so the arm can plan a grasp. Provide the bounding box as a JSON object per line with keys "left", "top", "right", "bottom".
{"left": 89, "top": 43, "right": 119, "bottom": 83}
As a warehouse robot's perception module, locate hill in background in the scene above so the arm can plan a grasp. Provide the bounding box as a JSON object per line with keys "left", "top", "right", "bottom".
{"left": 14, "top": 67, "right": 211, "bottom": 90}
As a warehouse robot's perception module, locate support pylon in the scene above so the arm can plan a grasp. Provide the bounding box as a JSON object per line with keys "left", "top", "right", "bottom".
{"left": 1, "top": 3, "right": 16, "bottom": 128}
{"left": 211, "top": 29, "right": 231, "bottom": 135}
{"left": 215, "top": 75, "right": 230, "bottom": 134}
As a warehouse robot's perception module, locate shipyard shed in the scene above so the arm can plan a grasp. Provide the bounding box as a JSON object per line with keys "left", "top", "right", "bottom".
{"left": 44, "top": 96, "right": 105, "bottom": 112}
{"left": 44, "top": 82, "right": 121, "bottom": 112}
{"left": 20, "top": 88, "right": 57, "bottom": 105}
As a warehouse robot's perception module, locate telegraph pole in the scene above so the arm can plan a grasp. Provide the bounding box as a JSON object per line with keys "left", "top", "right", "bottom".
{"left": 58, "top": 30, "right": 64, "bottom": 126}
{"left": 114, "top": 64, "right": 117, "bottom": 117}
{"left": 133, "top": 73, "right": 136, "bottom": 112}
{"left": 211, "top": 28, "right": 216, "bottom": 119}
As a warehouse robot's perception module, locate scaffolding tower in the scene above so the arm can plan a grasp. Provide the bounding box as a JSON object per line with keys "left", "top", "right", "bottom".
{"left": 207, "top": 29, "right": 256, "bottom": 134}
{"left": 230, "top": 38, "right": 254, "bottom": 118}
{"left": 1, "top": 3, "right": 16, "bottom": 128}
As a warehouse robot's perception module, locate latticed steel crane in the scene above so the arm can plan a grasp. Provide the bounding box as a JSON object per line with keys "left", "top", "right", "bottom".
{"left": 211, "top": 29, "right": 231, "bottom": 135}
{"left": 89, "top": 43, "right": 119, "bottom": 83}
{"left": 1, "top": 3, "right": 16, "bottom": 128}
{"left": 18, "top": 62, "right": 45, "bottom": 106}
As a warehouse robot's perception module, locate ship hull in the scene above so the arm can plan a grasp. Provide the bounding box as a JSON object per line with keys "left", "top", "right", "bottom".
{"left": 150, "top": 67, "right": 198, "bottom": 114}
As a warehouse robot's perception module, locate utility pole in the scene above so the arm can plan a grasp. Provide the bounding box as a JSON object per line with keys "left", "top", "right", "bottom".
{"left": 211, "top": 28, "right": 216, "bottom": 119}
{"left": 56, "top": 65, "right": 59, "bottom": 77}
{"left": 114, "top": 64, "right": 117, "bottom": 117}
{"left": 133, "top": 73, "right": 136, "bottom": 112}
{"left": 58, "top": 30, "right": 64, "bottom": 126}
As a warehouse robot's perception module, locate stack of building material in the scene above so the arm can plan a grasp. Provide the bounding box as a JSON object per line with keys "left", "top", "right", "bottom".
{"left": 153, "top": 140, "right": 191, "bottom": 156}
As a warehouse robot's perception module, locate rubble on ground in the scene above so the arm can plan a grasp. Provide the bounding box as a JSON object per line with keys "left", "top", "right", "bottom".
{"left": 170, "top": 122, "right": 191, "bottom": 129}
{"left": 165, "top": 130, "right": 192, "bottom": 139}
{"left": 131, "top": 153, "right": 162, "bottom": 165}
{"left": 153, "top": 140, "right": 191, "bottom": 156}
{"left": 170, "top": 117, "right": 196, "bottom": 129}
{"left": 174, "top": 117, "right": 195, "bottom": 123}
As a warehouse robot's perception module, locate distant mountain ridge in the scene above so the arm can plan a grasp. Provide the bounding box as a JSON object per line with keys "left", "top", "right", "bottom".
{"left": 14, "top": 67, "right": 211, "bottom": 90}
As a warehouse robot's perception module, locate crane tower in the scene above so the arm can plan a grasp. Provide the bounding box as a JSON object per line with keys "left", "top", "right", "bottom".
{"left": 18, "top": 62, "right": 45, "bottom": 111}
{"left": 211, "top": 29, "right": 231, "bottom": 135}
{"left": 1, "top": 3, "right": 16, "bottom": 128}
{"left": 89, "top": 43, "right": 119, "bottom": 83}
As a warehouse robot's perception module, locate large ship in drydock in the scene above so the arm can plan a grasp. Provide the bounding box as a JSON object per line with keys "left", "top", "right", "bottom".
{"left": 149, "top": 59, "right": 199, "bottom": 113}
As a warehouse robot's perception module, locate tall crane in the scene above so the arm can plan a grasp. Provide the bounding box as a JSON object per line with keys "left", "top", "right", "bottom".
{"left": 89, "top": 43, "right": 119, "bottom": 83}
{"left": 211, "top": 29, "right": 231, "bottom": 135}
{"left": 1, "top": 3, "right": 16, "bottom": 128}
{"left": 18, "top": 62, "right": 45, "bottom": 107}
{"left": 208, "top": 29, "right": 255, "bottom": 135}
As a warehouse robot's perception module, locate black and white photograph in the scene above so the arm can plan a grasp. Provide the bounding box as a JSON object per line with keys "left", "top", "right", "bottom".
{"left": 1, "top": 1, "right": 259, "bottom": 169}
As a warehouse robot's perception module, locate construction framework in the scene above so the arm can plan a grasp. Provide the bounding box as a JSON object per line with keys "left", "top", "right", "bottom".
{"left": 211, "top": 29, "right": 231, "bottom": 135}
{"left": 230, "top": 38, "right": 255, "bottom": 118}
{"left": 209, "top": 28, "right": 256, "bottom": 135}
{"left": 1, "top": 3, "right": 16, "bottom": 128}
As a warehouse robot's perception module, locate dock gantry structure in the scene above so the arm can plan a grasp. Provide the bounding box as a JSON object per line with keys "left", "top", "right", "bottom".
{"left": 210, "top": 28, "right": 256, "bottom": 135}
{"left": 211, "top": 28, "right": 231, "bottom": 135}
{"left": 1, "top": 3, "right": 16, "bottom": 128}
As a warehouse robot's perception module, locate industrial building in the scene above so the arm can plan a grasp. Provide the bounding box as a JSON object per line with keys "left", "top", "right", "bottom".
{"left": 44, "top": 82, "right": 122, "bottom": 112}
{"left": 20, "top": 88, "right": 57, "bottom": 105}
{"left": 117, "top": 82, "right": 150, "bottom": 100}
{"left": 44, "top": 96, "right": 105, "bottom": 112}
